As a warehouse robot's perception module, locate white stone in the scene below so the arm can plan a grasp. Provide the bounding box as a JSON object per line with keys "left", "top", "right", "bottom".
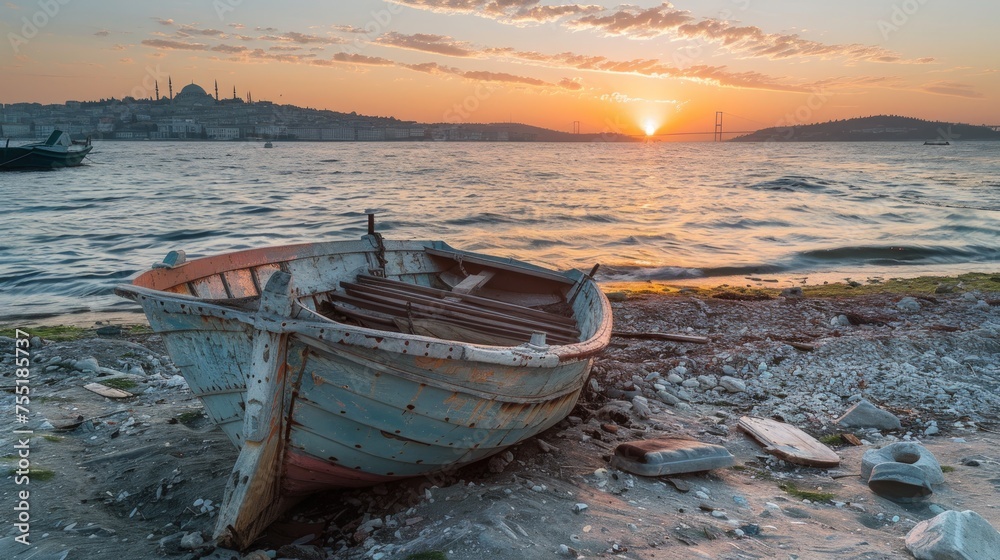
{"left": 719, "top": 376, "right": 746, "bottom": 393}
{"left": 905, "top": 510, "right": 1000, "bottom": 560}
{"left": 76, "top": 357, "right": 100, "bottom": 373}
{"left": 897, "top": 297, "right": 922, "bottom": 313}
{"left": 180, "top": 532, "right": 204, "bottom": 550}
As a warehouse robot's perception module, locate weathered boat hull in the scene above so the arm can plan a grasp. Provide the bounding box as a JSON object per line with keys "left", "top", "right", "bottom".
{"left": 117, "top": 236, "right": 612, "bottom": 548}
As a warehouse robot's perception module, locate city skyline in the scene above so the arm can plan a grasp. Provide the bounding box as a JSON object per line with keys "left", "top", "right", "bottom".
{"left": 3, "top": 1, "right": 999, "bottom": 137}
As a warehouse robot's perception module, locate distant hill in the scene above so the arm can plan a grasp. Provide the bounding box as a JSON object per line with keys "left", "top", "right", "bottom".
{"left": 731, "top": 115, "right": 1000, "bottom": 142}
{"left": 430, "top": 121, "right": 638, "bottom": 142}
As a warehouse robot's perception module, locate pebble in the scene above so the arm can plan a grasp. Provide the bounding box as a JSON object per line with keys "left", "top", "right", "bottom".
{"left": 76, "top": 357, "right": 100, "bottom": 373}
{"left": 572, "top": 503, "right": 589, "bottom": 514}
{"left": 719, "top": 376, "right": 747, "bottom": 393}
{"left": 180, "top": 531, "right": 204, "bottom": 550}
{"left": 631, "top": 396, "right": 651, "bottom": 419}
{"left": 897, "top": 297, "right": 921, "bottom": 313}
{"left": 656, "top": 390, "right": 680, "bottom": 406}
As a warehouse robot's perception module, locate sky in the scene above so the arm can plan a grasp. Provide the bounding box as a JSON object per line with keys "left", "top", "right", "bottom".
{"left": 2, "top": 0, "right": 999, "bottom": 137}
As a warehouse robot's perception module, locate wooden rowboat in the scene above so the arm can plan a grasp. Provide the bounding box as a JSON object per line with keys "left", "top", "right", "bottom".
{"left": 116, "top": 219, "right": 612, "bottom": 549}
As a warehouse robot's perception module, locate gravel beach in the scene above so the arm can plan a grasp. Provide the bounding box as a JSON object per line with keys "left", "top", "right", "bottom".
{"left": 2, "top": 278, "right": 999, "bottom": 560}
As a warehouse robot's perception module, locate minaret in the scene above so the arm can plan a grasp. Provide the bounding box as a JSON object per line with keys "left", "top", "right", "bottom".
{"left": 248, "top": 91, "right": 252, "bottom": 105}
{"left": 214, "top": 80, "right": 219, "bottom": 101}
{"left": 155, "top": 81, "right": 159, "bottom": 101}
{"left": 233, "top": 86, "right": 237, "bottom": 100}
{"left": 168, "top": 77, "right": 173, "bottom": 100}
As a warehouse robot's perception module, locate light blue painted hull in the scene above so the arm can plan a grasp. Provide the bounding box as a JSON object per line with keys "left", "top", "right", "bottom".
{"left": 117, "top": 236, "right": 612, "bottom": 547}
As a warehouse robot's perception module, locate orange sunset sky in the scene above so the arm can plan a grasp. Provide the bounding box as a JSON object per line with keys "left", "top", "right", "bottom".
{"left": 2, "top": 0, "right": 999, "bottom": 136}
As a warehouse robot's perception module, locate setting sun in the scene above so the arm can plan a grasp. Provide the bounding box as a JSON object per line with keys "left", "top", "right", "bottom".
{"left": 644, "top": 122, "right": 657, "bottom": 136}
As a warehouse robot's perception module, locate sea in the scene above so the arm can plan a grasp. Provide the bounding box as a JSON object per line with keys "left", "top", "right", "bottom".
{"left": 1, "top": 140, "right": 998, "bottom": 325}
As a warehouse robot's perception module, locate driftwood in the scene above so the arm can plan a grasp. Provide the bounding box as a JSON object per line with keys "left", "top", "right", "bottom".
{"left": 612, "top": 331, "right": 710, "bottom": 344}
{"left": 82, "top": 383, "right": 133, "bottom": 399}
{"left": 783, "top": 341, "right": 818, "bottom": 351}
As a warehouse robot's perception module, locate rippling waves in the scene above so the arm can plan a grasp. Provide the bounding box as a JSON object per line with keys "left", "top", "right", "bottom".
{"left": 1, "top": 141, "right": 998, "bottom": 321}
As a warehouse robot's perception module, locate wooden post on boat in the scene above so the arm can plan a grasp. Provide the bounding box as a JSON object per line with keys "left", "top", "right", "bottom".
{"left": 215, "top": 271, "right": 294, "bottom": 549}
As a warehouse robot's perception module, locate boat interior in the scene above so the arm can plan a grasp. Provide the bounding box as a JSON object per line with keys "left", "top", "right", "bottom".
{"left": 148, "top": 244, "right": 590, "bottom": 348}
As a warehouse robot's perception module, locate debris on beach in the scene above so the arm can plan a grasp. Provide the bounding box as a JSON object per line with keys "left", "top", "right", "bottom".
{"left": 737, "top": 416, "right": 841, "bottom": 468}
{"left": 861, "top": 442, "right": 944, "bottom": 502}
{"left": 3, "top": 285, "right": 998, "bottom": 559}
{"left": 610, "top": 437, "right": 734, "bottom": 477}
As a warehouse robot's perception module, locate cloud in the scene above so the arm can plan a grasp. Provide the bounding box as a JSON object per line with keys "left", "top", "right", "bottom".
{"left": 601, "top": 92, "right": 678, "bottom": 104}
{"left": 110, "top": 44, "right": 128, "bottom": 51}
{"left": 920, "top": 81, "right": 985, "bottom": 98}
{"left": 179, "top": 25, "right": 226, "bottom": 37}
{"left": 94, "top": 29, "right": 111, "bottom": 37}
{"left": 269, "top": 46, "right": 303, "bottom": 52}
{"left": 331, "top": 24, "right": 368, "bottom": 34}
{"left": 568, "top": 3, "right": 931, "bottom": 64}
{"left": 315, "top": 53, "right": 396, "bottom": 66}
{"left": 212, "top": 44, "right": 249, "bottom": 54}
{"left": 258, "top": 31, "right": 347, "bottom": 45}
{"left": 375, "top": 32, "right": 807, "bottom": 92}
{"left": 152, "top": 17, "right": 174, "bottom": 26}
{"left": 119, "top": 57, "right": 134, "bottom": 64}
{"left": 509, "top": 4, "right": 603, "bottom": 22}
{"left": 375, "top": 32, "right": 476, "bottom": 57}
{"left": 558, "top": 77, "right": 583, "bottom": 90}
{"left": 388, "top": 0, "right": 601, "bottom": 23}
{"left": 391, "top": 1, "right": 931, "bottom": 64}
{"left": 567, "top": 3, "right": 693, "bottom": 38}
{"left": 229, "top": 23, "right": 245, "bottom": 30}
{"left": 400, "top": 60, "right": 579, "bottom": 90}
{"left": 245, "top": 49, "right": 317, "bottom": 63}
{"left": 141, "top": 39, "right": 209, "bottom": 51}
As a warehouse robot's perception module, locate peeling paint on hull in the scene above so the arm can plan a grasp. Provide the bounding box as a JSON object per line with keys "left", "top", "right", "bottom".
{"left": 117, "top": 236, "right": 612, "bottom": 549}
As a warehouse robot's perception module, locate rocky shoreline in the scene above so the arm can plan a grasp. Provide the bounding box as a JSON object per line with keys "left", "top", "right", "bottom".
{"left": 2, "top": 280, "right": 999, "bottom": 559}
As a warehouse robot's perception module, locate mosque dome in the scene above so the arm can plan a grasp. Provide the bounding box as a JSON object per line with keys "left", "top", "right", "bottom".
{"left": 179, "top": 83, "right": 208, "bottom": 96}
{"left": 174, "top": 82, "right": 215, "bottom": 105}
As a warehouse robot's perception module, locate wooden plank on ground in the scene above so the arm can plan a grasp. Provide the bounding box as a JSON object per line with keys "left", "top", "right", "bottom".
{"left": 737, "top": 416, "right": 840, "bottom": 468}
{"left": 83, "top": 383, "right": 134, "bottom": 399}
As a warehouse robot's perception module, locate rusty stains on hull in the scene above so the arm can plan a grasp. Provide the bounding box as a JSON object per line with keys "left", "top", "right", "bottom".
{"left": 116, "top": 236, "right": 612, "bottom": 549}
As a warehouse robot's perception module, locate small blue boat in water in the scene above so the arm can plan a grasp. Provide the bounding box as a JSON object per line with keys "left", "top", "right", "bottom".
{"left": 116, "top": 217, "right": 612, "bottom": 548}
{"left": 0, "top": 130, "right": 92, "bottom": 170}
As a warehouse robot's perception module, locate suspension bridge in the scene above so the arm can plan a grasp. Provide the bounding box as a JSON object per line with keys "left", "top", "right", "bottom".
{"left": 651, "top": 112, "right": 763, "bottom": 140}
{"left": 606, "top": 112, "right": 767, "bottom": 141}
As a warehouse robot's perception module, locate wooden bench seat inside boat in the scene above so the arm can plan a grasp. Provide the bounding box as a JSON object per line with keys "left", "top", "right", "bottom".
{"left": 320, "top": 273, "right": 581, "bottom": 346}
